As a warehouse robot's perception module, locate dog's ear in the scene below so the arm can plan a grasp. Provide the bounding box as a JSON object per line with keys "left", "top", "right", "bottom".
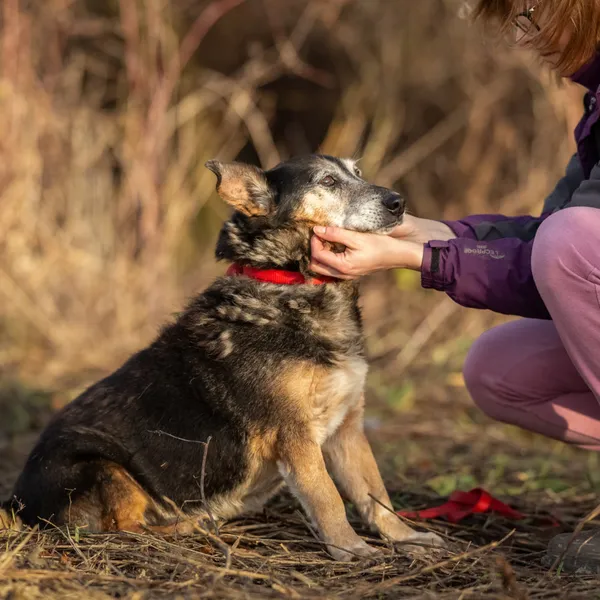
{"left": 205, "top": 160, "right": 274, "bottom": 217}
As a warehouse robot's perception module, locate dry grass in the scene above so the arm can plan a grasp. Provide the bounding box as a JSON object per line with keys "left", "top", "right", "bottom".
{"left": 1, "top": 0, "right": 598, "bottom": 598}
{"left": 0, "top": 503, "right": 562, "bottom": 599}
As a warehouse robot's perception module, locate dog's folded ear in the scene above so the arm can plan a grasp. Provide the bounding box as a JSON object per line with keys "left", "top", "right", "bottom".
{"left": 205, "top": 160, "right": 274, "bottom": 217}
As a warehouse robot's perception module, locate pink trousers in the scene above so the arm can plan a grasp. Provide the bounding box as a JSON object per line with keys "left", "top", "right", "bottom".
{"left": 464, "top": 207, "right": 600, "bottom": 451}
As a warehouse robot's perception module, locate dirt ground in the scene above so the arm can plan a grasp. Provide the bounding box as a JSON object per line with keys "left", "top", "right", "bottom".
{"left": 1, "top": 282, "right": 600, "bottom": 599}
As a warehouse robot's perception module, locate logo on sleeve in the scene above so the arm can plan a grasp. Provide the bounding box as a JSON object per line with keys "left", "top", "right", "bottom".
{"left": 464, "top": 244, "right": 505, "bottom": 259}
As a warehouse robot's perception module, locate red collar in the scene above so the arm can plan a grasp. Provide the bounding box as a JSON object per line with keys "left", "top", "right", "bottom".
{"left": 226, "top": 263, "right": 338, "bottom": 285}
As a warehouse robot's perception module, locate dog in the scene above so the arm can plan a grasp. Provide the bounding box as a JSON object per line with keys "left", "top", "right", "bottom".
{"left": 0, "top": 155, "right": 444, "bottom": 561}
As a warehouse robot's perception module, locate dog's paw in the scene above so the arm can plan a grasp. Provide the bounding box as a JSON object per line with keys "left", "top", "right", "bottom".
{"left": 328, "top": 538, "right": 383, "bottom": 562}
{"left": 400, "top": 531, "right": 446, "bottom": 555}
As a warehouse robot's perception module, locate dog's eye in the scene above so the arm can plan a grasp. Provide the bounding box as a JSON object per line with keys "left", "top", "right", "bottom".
{"left": 320, "top": 175, "right": 336, "bottom": 187}
{"left": 354, "top": 167, "right": 362, "bottom": 178}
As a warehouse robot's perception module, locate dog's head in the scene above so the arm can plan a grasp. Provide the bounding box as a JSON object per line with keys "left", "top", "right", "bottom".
{"left": 206, "top": 154, "right": 405, "bottom": 272}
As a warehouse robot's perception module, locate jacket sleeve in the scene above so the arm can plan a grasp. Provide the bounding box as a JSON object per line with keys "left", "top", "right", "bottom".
{"left": 441, "top": 214, "right": 545, "bottom": 241}
{"left": 420, "top": 154, "right": 586, "bottom": 318}
{"left": 421, "top": 235, "right": 550, "bottom": 318}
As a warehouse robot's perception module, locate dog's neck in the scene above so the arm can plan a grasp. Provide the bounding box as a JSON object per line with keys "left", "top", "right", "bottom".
{"left": 216, "top": 214, "right": 314, "bottom": 275}
{"left": 211, "top": 214, "right": 363, "bottom": 347}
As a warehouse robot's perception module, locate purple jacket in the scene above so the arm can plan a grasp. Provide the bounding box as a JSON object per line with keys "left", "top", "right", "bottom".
{"left": 421, "top": 53, "right": 600, "bottom": 319}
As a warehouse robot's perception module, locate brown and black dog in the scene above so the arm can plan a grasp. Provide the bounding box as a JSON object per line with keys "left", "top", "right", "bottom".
{"left": 1, "top": 155, "right": 444, "bottom": 561}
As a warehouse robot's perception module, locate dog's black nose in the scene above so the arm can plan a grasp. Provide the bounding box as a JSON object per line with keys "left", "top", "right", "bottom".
{"left": 382, "top": 193, "right": 404, "bottom": 216}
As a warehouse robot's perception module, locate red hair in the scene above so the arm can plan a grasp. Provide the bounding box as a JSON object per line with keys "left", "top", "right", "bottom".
{"left": 471, "top": 0, "right": 600, "bottom": 74}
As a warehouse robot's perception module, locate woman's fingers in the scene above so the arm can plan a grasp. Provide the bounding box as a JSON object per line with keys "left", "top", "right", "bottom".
{"left": 309, "top": 258, "right": 354, "bottom": 280}
{"left": 310, "top": 236, "right": 350, "bottom": 270}
{"left": 313, "top": 226, "right": 362, "bottom": 248}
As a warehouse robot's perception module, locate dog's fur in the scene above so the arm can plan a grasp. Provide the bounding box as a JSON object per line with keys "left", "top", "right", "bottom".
{"left": 1, "top": 155, "right": 443, "bottom": 560}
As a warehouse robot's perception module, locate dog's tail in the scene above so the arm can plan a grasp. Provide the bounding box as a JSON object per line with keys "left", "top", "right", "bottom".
{"left": 0, "top": 499, "right": 23, "bottom": 533}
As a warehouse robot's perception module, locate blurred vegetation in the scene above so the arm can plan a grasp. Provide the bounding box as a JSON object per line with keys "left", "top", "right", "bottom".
{"left": 0, "top": 0, "right": 582, "bottom": 404}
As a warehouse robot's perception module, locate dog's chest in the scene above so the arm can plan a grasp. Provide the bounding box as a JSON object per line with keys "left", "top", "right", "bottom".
{"left": 311, "top": 356, "right": 368, "bottom": 445}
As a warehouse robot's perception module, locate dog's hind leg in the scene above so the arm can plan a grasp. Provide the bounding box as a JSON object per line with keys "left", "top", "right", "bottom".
{"left": 323, "top": 401, "right": 445, "bottom": 553}
{"left": 60, "top": 462, "right": 166, "bottom": 534}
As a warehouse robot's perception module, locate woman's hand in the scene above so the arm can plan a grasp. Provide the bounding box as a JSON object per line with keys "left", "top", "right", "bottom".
{"left": 389, "top": 215, "right": 456, "bottom": 244}
{"left": 309, "top": 216, "right": 456, "bottom": 280}
{"left": 310, "top": 226, "right": 424, "bottom": 280}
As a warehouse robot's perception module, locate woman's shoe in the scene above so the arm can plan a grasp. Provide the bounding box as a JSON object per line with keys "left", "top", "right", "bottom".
{"left": 544, "top": 530, "right": 600, "bottom": 575}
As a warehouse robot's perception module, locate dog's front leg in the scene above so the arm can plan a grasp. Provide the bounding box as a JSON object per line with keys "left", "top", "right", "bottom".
{"left": 277, "top": 429, "right": 381, "bottom": 561}
{"left": 323, "top": 403, "right": 445, "bottom": 553}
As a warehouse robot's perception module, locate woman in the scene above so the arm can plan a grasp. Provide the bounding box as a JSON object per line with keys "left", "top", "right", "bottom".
{"left": 311, "top": 0, "right": 600, "bottom": 573}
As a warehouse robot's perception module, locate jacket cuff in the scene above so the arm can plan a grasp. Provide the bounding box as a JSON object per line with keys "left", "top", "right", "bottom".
{"left": 421, "top": 240, "right": 450, "bottom": 290}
